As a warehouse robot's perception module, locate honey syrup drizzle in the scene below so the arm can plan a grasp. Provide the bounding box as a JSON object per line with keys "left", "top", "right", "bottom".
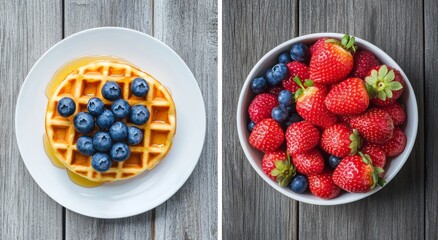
{"left": 43, "top": 135, "right": 103, "bottom": 188}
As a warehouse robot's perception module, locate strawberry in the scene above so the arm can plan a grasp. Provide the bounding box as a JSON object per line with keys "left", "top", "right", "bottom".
{"left": 262, "top": 151, "right": 296, "bottom": 186}
{"left": 308, "top": 171, "right": 341, "bottom": 199}
{"left": 351, "top": 50, "right": 381, "bottom": 79}
{"left": 379, "top": 127, "right": 407, "bottom": 157}
{"left": 325, "top": 78, "right": 370, "bottom": 115}
{"left": 349, "top": 108, "right": 394, "bottom": 144}
{"left": 249, "top": 119, "right": 284, "bottom": 152}
{"left": 380, "top": 102, "right": 406, "bottom": 126}
{"left": 332, "top": 153, "right": 385, "bottom": 193}
{"left": 248, "top": 93, "right": 278, "bottom": 123}
{"left": 286, "top": 121, "right": 320, "bottom": 154}
{"left": 365, "top": 65, "right": 404, "bottom": 107}
{"left": 362, "top": 142, "right": 386, "bottom": 169}
{"left": 262, "top": 151, "right": 287, "bottom": 180}
{"left": 270, "top": 154, "right": 296, "bottom": 186}
{"left": 292, "top": 148, "right": 325, "bottom": 175}
{"left": 309, "top": 37, "right": 328, "bottom": 56}
{"left": 268, "top": 86, "right": 284, "bottom": 96}
{"left": 293, "top": 77, "right": 337, "bottom": 128}
{"left": 320, "top": 123, "right": 362, "bottom": 158}
{"left": 282, "top": 61, "right": 310, "bottom": 93}
{"left": 309, "top": 34, "right": 356, "bottom": 84}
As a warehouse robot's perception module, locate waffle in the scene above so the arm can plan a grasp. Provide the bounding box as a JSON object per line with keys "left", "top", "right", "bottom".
{"left": 45, "top": 60, "right": 176, "bottom": 182}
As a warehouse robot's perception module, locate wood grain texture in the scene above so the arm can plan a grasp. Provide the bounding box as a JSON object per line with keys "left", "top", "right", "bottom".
{"left": 0, "top": 0, "right": 63, "bottom": 239}
{"left": 222, "top": 0, "right": 298, "bottom": 239}
{"left": 299, "top": 0, "right": 425, "bottom": 239}
{"left": 425, "top": 0, "right": 438, "bottom": 239}
{"left": 64, "top": 1, "right": 155, "bottom": 239}
{"left": 153, "top": 0, "right": 218, "bottom": 239}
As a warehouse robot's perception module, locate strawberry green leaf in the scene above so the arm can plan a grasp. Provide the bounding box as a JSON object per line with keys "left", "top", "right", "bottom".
{"left": 304, "top": 80, "right": 314, "bottom": 87}
{"left": 349, "top": 129, "right": 362, "bottom": 155}
{"left": 378, "top": 65, "right": 388, "bottom": 77}
{"left": 388, "top": 81, "right": 403, "bottom": 91}
{"left": 271, "top": 169, "right": 281, "bottom": 177}
{"left": 294, "top": 88, "right": 303, "bottom": 100}
{"left": 378, "top": 177, "right": 386, "bottom": 187}
{"left": 341, "top": 34, "right": 349, "bottom": 46}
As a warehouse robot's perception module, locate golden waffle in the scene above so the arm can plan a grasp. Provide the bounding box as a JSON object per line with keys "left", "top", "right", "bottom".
{"left": 45, "top": 60, "right": 176, "bottom": 182}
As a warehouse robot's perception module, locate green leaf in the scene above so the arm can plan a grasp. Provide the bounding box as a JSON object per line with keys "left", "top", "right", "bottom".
{"left": 384, "top": 88, "right": 393, "bottom": 98}
{"left": 341, "top": 34, "right": 349, "bottom": 46}
{"left": 371, "top": 172, "right": 378, "bottom": 189}
{"left": 386, "top": 69, "right": 395, "bottom": 81}
{"left": 377, "top": 90, "right": 386, "bottom": 100}
{"left": 378, "top": 65, "right": 388, "bottom": 78}
{"left": 371, "top": 69, "right": 378, "bottom": 78}
{"left": 346, "top": 36, "right": 355, "bottom": 49}
{"left": 378, "top": 177, "right": 386, "bottom": 187}
{"left": 304, "top": 80, "right": 314, "bottom": 87}
{"left": 271, "top": 169, "right": 281, "bottom": 177}
{"left": 388, "top": 81, "right": 403, "bottom": 91}
{"left": 365, "top": 83, "right": 375, "bottom": 98}
{"left": 325, "top": 39, "right": 338, "bottom": 43}
{"left": 374, "top": 167, "right": 384, "bottom": 175}
{"left": 294, "top": 88, "right": 303, "bottom": 100}
{"left": 274, "top": 160, "right": 284, "bottom": 169}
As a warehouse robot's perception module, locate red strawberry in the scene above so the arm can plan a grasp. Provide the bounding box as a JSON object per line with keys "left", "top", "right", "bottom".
{"left": 282, "top": 61, "right": 310, "bottom": 93}
{"left": 249, "top": 119, "right": 284, "bottom": 152}
{"left": 362, "top": 143, "right": 386, "bottom": 169}
{"left": 248, "top": 93, "right": 278, "bottom": 123}
{"left": 286, "top": 121, "right": 320, "bottom": 154}
{"left": 380, "top": 102, "right": 406, "bottom": 126}
{"left": 351, "top": 50, "right": 381, "bottom": 79}
{"left": 349, "top": 108, "right": 394, "bottom": 144}
{"left": 365, "top": 65, "right": 404, "bottom": 107}
{"left": 338, "top": 115, "right": 352, "bottom": 125}
{"left": 308, "top": 171, "right": 341, "bottom": 199}
{"left": 262, "top": 150, "right": 296, "bottom": 186}
{"left": 309, "top": 37, "right": 328, "bottom": 56}
{"left": 325, "top": 78, "right": 370, "bottom": 115}
{"left": 262, "top": 151, "right": 287, "bottom": 180}
{"left": 292, "top": 148, "right": 325, "bottom": 175}
{"left": 332, "top": 153, "right": 385, "bottom": 193}
{"left": 293, "top": 77, "right": 337, "bottom": 128}
{"left": 268, "top": 86, "right": 284, "bottom": 96}
{"left": 320, "top": 123, "right": 362, "bottom": 158}
{"left": 309, "top": 34, "right": 356, "bottom": 84}
{"left": 379, "top": 127, "right": 407, "bottom": 157}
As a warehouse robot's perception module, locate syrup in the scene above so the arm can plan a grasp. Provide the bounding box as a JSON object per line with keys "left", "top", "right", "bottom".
{"left": 43, "top": 134, "right": 102, "bottom": 188}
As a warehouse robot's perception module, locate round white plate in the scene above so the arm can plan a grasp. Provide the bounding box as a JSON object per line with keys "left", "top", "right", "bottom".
{"left": 15, "top": 27, "right": 206, "bottom": 218}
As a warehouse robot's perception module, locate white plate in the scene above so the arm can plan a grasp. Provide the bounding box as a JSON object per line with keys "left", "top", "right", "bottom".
{"left": 15, "top": 27, "right": 206, "bottom": 218}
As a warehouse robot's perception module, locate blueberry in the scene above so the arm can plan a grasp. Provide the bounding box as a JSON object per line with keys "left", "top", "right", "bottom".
{"left": 110, "top": 142, "right": 130, "bottom": 162}
{"left": 266, "top": 63, "right": 288, "bottom": 86}
{"left": 131, "top": 78, "right": 149, "bottom": 97}
{"left": 271, "top": 106, "right": 288, "bottom": 122}
{"left": 278, "top": 90, "right": 293, "bottom": 107}
{"left": 101, "top": 81, "right": 121, "bottom": 101}
{"left": 290, "top": 43, "right": 309, "bottom": 62}
{"left": 73, "top": 112, "right": 95, "bottom": 134}
{"left": 127, "top": 126, "right": 143, "bottom": 145}
{"left": 109, "top": 121, "right": 128, "bottom": 142}
{"left": 76, "top": 136, "right": 96, "bottom": 156}
{"left": 289, "top": 175, "right": 308, "bottom": 193}
{"left": 251, "top": 77, "right": 268, "bottom": 94}
{"left": 111, "top": 99, "right": 130, "bottom": 118}
{"left": 130, "top": 105, "right": 150, "bottom": 125}
{"left": 87, "top": 97, "right": 104, "bottom": 116}
{"left": 91, "top": 153, "right": 111, "bottom": 172}
{"left": 247, "top": 121, "right": 256, "bottom": 132}
{"left": 286, "top": 103, "right": 297, "bottom": 113}
{"left": 92, "top": 131, "right": 113, "bottom": 152}
{"left": 57, "top": 97, "right": 76, "bottom": 117}
{"left": 278, "top": 51, "right": 292, "bottom": 64}
{"left": 96, "top": 109, "right": 115, "bottom": 129}
{"left": 328, "top": 155, "right": 342, "bottom": 169}
{"left": 284, "top": 113, "right": 303, "bottom": 127}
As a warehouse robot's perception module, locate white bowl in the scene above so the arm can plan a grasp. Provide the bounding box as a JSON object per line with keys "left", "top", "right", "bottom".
{"left": 15, "top": 27, "right": 206, "bottom": 218}
{"left": 236, "top": 33, "right": 418, "bottom": 205}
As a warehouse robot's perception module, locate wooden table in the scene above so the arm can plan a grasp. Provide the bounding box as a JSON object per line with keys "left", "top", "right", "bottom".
{"left": 223, "top": 0, "right": 435, "bottom": 239}
{"left": 0, "top": 0, "right": 217, "bottom": 239}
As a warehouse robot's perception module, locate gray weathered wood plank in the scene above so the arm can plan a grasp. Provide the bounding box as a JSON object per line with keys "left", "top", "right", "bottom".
{"left": 425, "top": 0, "right": 438, "bottom": 239}
{"left": 298, "top": 0, "right": 425, "bottom": 239}
{"left": 153, "top": 0, "right": 218, "bottom": 239}
{"left": 64, "top": 1, "right": 155, "bottom": 239}
{"left": 222, "top": 0, "right": 298, "bottom": 239}
{"left": 0, "top": 0, "right": 64, "bottom": 239}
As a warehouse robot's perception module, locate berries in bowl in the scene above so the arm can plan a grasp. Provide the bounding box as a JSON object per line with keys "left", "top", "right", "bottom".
{"left": 236, "top": 33, "right": 418, "bottom": 205}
